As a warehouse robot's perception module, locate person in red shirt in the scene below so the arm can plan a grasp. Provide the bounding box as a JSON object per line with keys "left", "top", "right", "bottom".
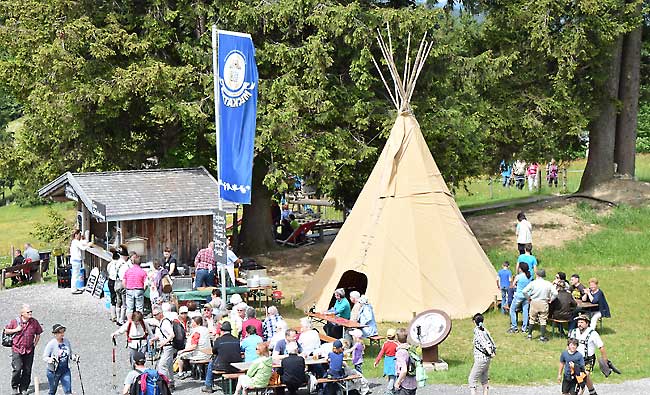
{"left": 123, "top": 256, "right": 148, "bottom": 320}
{"left": 194, "top": 242, "right": 216, "bottom": 289}
{"left": 5, "top": 304, "right": 43, "bottom": 395}
{"left": 374, "top": 328, "right": 399, "bottom": 394}
{"left": 241, "top": 307, "right": 263, "bottom": 339}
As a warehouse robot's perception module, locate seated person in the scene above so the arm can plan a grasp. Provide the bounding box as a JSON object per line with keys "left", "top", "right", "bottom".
{"left": 202, "top": 321, "right": 243, "bottom": 393}
{"left": 273, "top": 328, "right": 302, "bottom": 356}
{"left": 233, "top": 342, "right": 273, "bottom": 395}
{"left": 241, "top": 307, "right": 263, "bottom": 339}
{"left": 297, "top": 318, "right": 321, "bottom": 357}
{"left": 269, "top": 320, "right": 288, "bottom": 351}
{"left": 207, "top": 288, "right": 227, "bottom": 312}
{"left": 553, "top": 272, "right": 570, "bottom": 291}
{"left": 176, "top": 316, "right": 211, "bottom": 380}
{"left": 241, "top": 325, "right": 263, "bottom": 362}
{"left": 549, "top": 280, "right": 577, "bottom": 335}
{"left": 11, "top": 249, "right": 25, "bottom": 285}
{"left": 278, "top": 219, "right": 294, "bottom": 240}
{"left": 280, "top": 342, "right": 307, "bottom": 395}
{"left": 357, "top": 295, "right": 378, "bottom": 338}
{"left": 289, "top": 214, "right": 299, "bottom": 231}
{"left": 582, "top": 277, "right": 611, "bottom": 330}
{"left": 569, "top": 274, "right": 586, "bottom": 299}
{"left": 323, "top": 288, "right": 351, "bottom": 339}
{"left": 325, "top": 339, "right": 346, "bottom": 395}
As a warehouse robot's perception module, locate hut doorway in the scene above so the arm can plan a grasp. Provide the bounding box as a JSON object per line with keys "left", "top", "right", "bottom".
{"left": 327, "top": 270, "right": 368, "bottom": 308}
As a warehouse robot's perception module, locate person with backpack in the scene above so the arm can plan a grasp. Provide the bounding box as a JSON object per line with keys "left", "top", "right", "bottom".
{"left": 112, "top": 311, "right": 154, "bottom": 365}
{"left": 394, "top": 328, "right": 416, "bottom": 395}
{"left": 468, "top": 314, "right": 496, "bottom": 395}
{"left": 123, "top": 350, "right": 171, "bottom": 395}
{"left": 5, "top": 304, "right": 43, "bottom": 395}
{"left": 150, "top": 306, "right": 177, "bottom": 391}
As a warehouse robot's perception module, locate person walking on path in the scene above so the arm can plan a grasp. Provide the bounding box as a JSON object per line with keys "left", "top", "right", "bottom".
{"left": 558, "top": 338, "right": 585, "bottom": 395}
{"left": 517, "top": 244, "right": 537, "bottom": 279}
{"left": 569, "top": 314, "right": 620, "bottom": 395}
{"left": 394, "top": 328, "right": 417, "bottom": 395}
{"left": 468, "top": 313, "right": 496, "bottom": 395}
{"left": 123, "top": 255, "right": 148, "bottom": 320}
{"left": 522, "top": 268, "right": 557, "bottom": 342}
{"left": 527, "top": 162, "right": 539, "bottom": 191}
{"left": 374, "top": 328, "right": 399, "bottom": 395}
{"left": 499, "top": 160, "right": 511, "bottom": 187}
{"left": 42, "top": 323, "right": 77, "bottom": 395}
{"left": 150, "top": 306, "right": 176, "bottom": 391}
{"left": 515, "top": 212, "right": 533, "bottom": 255}
{"left": 547, "top": 159, "right": 559, "bottom": 187}
{"left": 121, "top": 350, "right": 147, "bottom": 395}
{"left": 111, "top": 311, "right": 154, "bottom": 365}
{"left": 69, "top": 230, "right": 91, "bottom": 295}
{"left": 5, "top": 304, "right": 43, "bottom": 395}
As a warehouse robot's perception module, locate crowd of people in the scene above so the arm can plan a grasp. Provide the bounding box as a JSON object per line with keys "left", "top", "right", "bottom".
{"left": 499, "top": 159, "right": 560, "bottom": 191}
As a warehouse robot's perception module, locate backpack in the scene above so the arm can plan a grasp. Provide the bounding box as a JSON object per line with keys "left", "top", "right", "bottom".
{"left": 167, "top": 318, "right": 186, "bottom": 350}
{"left": 129, "top": 368, "right": 171, "bottom": 395}
{"left": 406, "top": 347, "right": 427, "bottom": 387}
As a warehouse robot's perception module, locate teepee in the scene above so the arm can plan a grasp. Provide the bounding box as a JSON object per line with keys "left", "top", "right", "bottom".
{"left": 295, "top": 27, "right": 498, "bottom": 321}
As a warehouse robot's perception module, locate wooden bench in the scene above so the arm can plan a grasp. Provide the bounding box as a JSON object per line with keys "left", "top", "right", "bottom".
{"left": 190, "top": 359, "right": 211, "bottom": 379}
{"left": 222, "top": 372, "right": 246, "bottom": 395}
{"left": 317, "top": 374, "right": 362, "bottom": 395}
{"left": 368, "top": 335, "right": 384, "bottom": 347}
{"left": 319, "top": 332, "right": 337, "bottom": 343}
{"left": 549, "top": 318, "right": 570, "bottom": 338}
{"left": 1, "top": 261, "right": 43, "bottom": 290}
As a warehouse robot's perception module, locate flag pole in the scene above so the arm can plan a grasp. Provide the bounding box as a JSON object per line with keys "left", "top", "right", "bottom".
{"left": 212, "top": 25, "right": 228, "bottom": 301}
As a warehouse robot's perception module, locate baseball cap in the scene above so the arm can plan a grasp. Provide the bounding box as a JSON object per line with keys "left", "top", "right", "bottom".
{"left": 386, "top": 328, "right": 396, "bottom": 338}
{"left": 333, "top": 340, "right": 343, "bottom": 348}
{"left": 179, "top": 306, "right": 189, "bottom": 314}
{"left": 133, "top": 350, "right": 146, "bottom": 364}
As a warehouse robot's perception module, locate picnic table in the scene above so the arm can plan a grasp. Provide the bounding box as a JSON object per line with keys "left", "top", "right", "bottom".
{"left": 307, "top": 312, "right": 365, "bottom": 329}
{"left": 576, "top": 300, "right": 599, "bottom": 311}
{"left": 231, "top": 356, "right": 328, "bottom": 371}
{"left": 245, "top": 285, "right": 274, "bottom": 309}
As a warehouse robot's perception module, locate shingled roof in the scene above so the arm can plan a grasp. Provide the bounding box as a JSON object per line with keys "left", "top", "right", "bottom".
{"left": 39, "top": 167, "right": 237, "bottom": 221}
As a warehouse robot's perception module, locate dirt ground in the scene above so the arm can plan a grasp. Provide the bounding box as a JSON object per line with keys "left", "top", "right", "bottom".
{"left": 257, "top": 181, "right": 650, "bottom": 300}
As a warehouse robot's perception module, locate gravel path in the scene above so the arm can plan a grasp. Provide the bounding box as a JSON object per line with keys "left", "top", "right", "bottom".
{"left": 0, "top": 283, "right": 645, "bottom": 395}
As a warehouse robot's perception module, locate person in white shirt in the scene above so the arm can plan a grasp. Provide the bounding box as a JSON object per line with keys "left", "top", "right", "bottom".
{"left": 69, "top": 230, "right": 91, "bottom": 295}
{"left": 522, "top": 269, "right": 557, "bottom": 342}
{"left": 106, "top": 250, "right": 121, "bottom": 322}
{"left": 515, "top": 212, "right": 532, "bottom": 255}
{"left": 225, "top": 239, "right": 242, "bottom": 286}
{"left": 569, "top": 314, "right": 613, "bottom": 395}
{"left": 297, "top": 318, "right": 320, "bottom": 357}
{"left": 115, "top": 247, "right": 132, "bottom": 325}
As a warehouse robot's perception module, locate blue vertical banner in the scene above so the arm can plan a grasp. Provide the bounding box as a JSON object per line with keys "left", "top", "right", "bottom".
{"left": 218, "top": 30, "right": 258, "bottom": 204}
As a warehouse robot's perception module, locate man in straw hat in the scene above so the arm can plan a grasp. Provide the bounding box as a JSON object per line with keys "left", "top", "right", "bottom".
{"left": 569, "top": 314, "right": 620, "bottom": 395}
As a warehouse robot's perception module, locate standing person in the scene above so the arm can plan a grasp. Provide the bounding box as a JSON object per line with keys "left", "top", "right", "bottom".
{"left": 323, "top": 288, "right": 351, "bottom": 338}
{"left": 582, "top": 278, "right": 611, "bottom": 330}
{"left": 507, "top": 262, "right": 532, "bottom": 334}
{"left": 394, "top": 328, "right": 417, "bottom": 395}
{"left": 69, "top": 230, "right": 90, "bottom": 295}
{"left": 522, "top": 269, "right": 558, "bottom": 342}
{"left": 162, "top": 247, "right": 178, "bottom": 276}
{"left": 116, "top": 246, "right": 131, "bottom": 325}
{"left": 527, "top": 162, "right": 539, "bottom": 191}
{"left": 6, "top": 304, "right": 43, "bottom": 395}
{"left": 151, "top": 259, "right": 170, "bottom": 305}
{"left": 374, "top": 328, "right": 398, "bottom": 395}
{"left": 280, "top": 342, "right": 307, "bottom": 395}
{"left": 106, "top": 250, "right": 121, "bottom": 322}
{"left": 111, "top": 311, "right": 154, "bottom": 365}
{"left": 43, "top": 324, "right": 76, "bottom": 395}
{"left": 468, "top": 314, "right": 496, "bottom": 395}
{"left": 513, "top": 160, "right": 526, "bottom": 190}
{"left": 515, "top": 212, "right": 532, "bottom": 255}
{"left": 348, "top": 329, "right": 365, "bottom": 373}
{"left": 569, "top": 315, "right": 619, "bottom": 395}
{"left": 496, "top": 261, "right": 512, "bottom": 314}
{"left": 557, "top": 338, "right": 585, "bottom": 395}
{"left": 517, "top": 244, "right": 537, "bottom": 278}
{"left": 499, "top": 159, "right": 511, "bottom": 187}
{"left": 150, "top": 306, "right": 176, "bottom": 391}
{"left": 226, "top": 238, "right": 242, "bottom": 286}
{"left": 547, "top": 159, "right": 559, "bottom": 187}
{"left": 121, "top": 350, "right": 147, "bottom": 395}
{"left": 123, "top": 255, "right": 148, "bottom": 320}
{"left": 194, "top": 241, "right": 216, "bottom": 288}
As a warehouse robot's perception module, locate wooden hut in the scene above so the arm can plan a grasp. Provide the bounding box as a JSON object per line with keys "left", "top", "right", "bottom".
{"left": 38, "top": 167, "right": 236, "bottom": 271}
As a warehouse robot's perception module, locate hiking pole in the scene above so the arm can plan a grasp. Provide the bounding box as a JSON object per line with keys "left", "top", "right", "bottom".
{"left": 112, "top": 337, "right": 117, "bottom": 392}
{"left": 75, "top": 356, "right": 86, "bottom": 395}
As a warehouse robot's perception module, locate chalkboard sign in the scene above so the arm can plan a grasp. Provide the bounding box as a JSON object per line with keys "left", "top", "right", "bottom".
{"left": 92, "top": 271, "right": 107, "bottom": 299}
{"left": 213, "top": 209, "right": 228, "bottom": 265}
{"left": 84, "top": 267, "right": 99, "bottom": 294}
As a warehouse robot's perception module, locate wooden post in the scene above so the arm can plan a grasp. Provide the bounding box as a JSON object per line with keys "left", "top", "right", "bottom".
{"left": 489, "top": 176, "right": 493, "bottom": 199}
{"left": 537, "top": 167, "right": 542, "bottom": 194}
{"left": 562, "top": 168, "right": 568, "bottom": 193}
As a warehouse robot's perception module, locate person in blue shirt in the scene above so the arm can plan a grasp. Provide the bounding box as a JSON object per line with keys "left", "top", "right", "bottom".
{"left": 323, "top": 288, "right": 350, "bottom": 339}
{"left": 517, "top": 244, "right": 537, "bottom": 279}
{"left": 507, "top": 262, "right": 532, "bottom": 334}
{"left": 240, "top": 326, "right": 263, "bottom": 362}
{"left": 499, "top": 159, "right": 512, "bottom": 187}
{"left": 497, "top": 261, "right": 513, "bottom": 314}
{"left": 557, "top": 338, "right": 585, "bottom": 395}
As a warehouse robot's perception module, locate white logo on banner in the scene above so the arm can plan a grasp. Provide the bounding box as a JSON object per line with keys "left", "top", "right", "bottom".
{"left": 220, "top": 50, "right": 255, "bottom": 108}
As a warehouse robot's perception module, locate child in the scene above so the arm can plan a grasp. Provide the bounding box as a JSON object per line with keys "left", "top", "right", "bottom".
{"left": 374, "top": 328, "right": 398, "bottom": 394}
{"left": 347, "top": 329, "right": 365, "bottom": 373}
{"left": 327, "top": 340, "right": 346, "bottom": 379}
{"left": 497, "top": 261, "right": 512, "bottom": 314}
{"left": 557, "top": 338, "right": 585, "bottom": 395}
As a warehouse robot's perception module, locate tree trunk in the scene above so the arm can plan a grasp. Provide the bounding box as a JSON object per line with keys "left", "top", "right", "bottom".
{"left": 238, "top": 157, "right": 276, "bottom": 255}
{"left": 578, "top": 38, "right": 623, "bottom": 193}
{"left": 614, "top": 26, "right": 642, "bottom": 178}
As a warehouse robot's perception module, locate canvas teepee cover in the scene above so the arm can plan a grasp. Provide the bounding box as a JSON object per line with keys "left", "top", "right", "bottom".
{"left": 296, "top": 30, "right": 497, "bottom": 322}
